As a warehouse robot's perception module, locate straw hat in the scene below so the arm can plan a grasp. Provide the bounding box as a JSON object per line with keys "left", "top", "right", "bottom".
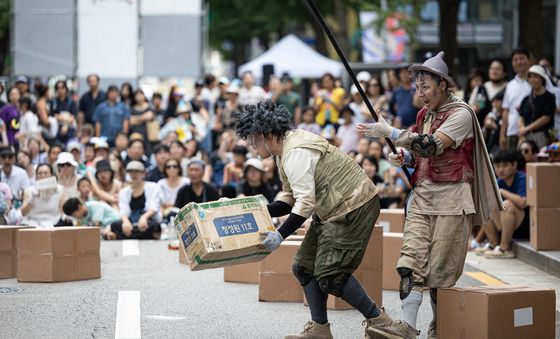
{"left": 409, "top": 51, "right": 456, "bottom": 88}
{"left": 528, "top": 64, "right": 548, "bottom": 81}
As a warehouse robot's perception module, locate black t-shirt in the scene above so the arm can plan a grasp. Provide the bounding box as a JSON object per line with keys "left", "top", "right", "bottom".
{"left": 49, "top": 96, "right": 78, "bottom": 116}
{"left": 238, "top": 181, "right": 275, "bottom": 202}
{"left": 145, "top": 166, "right": 164, "bottom": 183}
{"left": 174, "top": 182, "right": 221, "bottom": 208}
{"left": 129, "top": 192, "right": 146, "bottom": 224}
{"left": 79, "top": 90, "right": 106, "bottom": 124}
{"left": 519, "top": 91, "right": 556, "bottom": 133}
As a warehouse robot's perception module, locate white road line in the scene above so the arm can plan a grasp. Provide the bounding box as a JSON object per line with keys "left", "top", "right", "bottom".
{"left": 115, "top": 291, "right": 141, "bottom": 339}
{"left": 145, "top": 315, "right": 185, "bottom": 321}
{"left": 122, "top": 240, "right": 140, "bottom": 256}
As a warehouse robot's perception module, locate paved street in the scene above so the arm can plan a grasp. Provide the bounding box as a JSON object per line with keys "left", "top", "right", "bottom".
{"left": 1, "top": 240, "right": 559, "bottom": 339}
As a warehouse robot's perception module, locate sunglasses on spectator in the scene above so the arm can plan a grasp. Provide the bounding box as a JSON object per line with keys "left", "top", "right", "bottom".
{"left": 0, "top": 154, "right": 14, "bottom": 159}
{"left": 165, "top": 164, "right": 179, "bottom": 169}
{"left": 521, "top": 148, "right": 531, "bottom": 154}
{"left": 126, "top": 170, "right": 144, "bottom": 173}
{"left": 57, "top": 163, "right": 73, "bottom": 168}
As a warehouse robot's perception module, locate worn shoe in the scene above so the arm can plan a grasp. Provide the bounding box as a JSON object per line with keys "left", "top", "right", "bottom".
{"left": 368, "top": 320, "right": 420, "bottom": 339}
{"left": 284, "top": 321, "right": 334, "bottom": 339}
{"left": 427, "top": 321, "right": 437, "bottom": 339}
{"left": 364, "top": 307, "right": 393, "bottom": 338}
{"left": 474, "top": 243, "right": 494, "bottom": 256}
{"left": 484, "top": 245, "right": 515, "bottom": 259}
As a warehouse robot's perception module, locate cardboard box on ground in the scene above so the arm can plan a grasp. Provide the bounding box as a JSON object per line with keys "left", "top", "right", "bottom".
{"left": 377, "top": 209, "right": 405, "bottom": 233}
{"left": 175, "top": 195, "right": 274, "bottom": 271}
{"left": 438, "top": 285, "right": 556, "bottom": 339}
{"left": 259, "top": 241, "right": 303, "bottom": 302}
{"left": 17, "top": 227, "right": 100, "bottom": 282}
{"left": 0, "top": 226, "right": 33, "bottom": 279}
{"left": 302, "top": 226, "right": 383, "bottom": 310}
{"left": 383, "top": 232, "right": 403, "bottom": 291}
{"left": 526, "top": 163, "right": 560, "bottom": 208}
{"left": 530, "top": 207, "right": 560, "bottom": 250}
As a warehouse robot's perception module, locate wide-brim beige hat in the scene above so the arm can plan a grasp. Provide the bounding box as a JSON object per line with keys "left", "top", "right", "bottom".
{"left": 409, "top": 51, "right": 456, "bottom": 88}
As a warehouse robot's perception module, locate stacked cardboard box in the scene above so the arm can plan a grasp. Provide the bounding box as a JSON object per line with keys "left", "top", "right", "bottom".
{"left": 0, "top": 226, "right": 33, "bottom": 279}
{"left": 174, "top": 195, "right": 273, "bottom": 271}
{"left": 259, "top": 241, "right": 303, "bottom": 302}
{"left": 377, "top": 209, "right": 405, "bottom": 233}
{"left": 324, "top": 226, "right": 383, "bottom": 310}
{"left": 382, "top": 232, "right": 403, "bottom": 290}
{"left": 17, "top": 227, "right": 100, "bottom": 282}
{"left": 438, "top": 286, "right": 556, "bottom": 339}
{"left": 224, "top": 261, "right": 260, "bottom": 284}
{"left": 527, "top": 163, "right": 560, "bottom": 250}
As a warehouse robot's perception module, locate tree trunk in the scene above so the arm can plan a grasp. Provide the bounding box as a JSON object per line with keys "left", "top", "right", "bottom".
{"left": 438, "top": 0, "right": 460, "bottom": 79}
{"left": 333, "top": 0, "right": 350, "bottom": 58}
{"left": 233, "top": 42, "right": 247, "bottom": 76}
{"left": 518, "top": 0, "right": 543, "bottom": 59}
{"left": 307, "top": 10, "right": 328, "bottom": 56}
{"left": 0, "top": 26, "right": 9, "bottom": 75}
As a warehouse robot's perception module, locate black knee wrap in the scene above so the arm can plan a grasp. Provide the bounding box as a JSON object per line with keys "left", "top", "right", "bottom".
{"left": 397, "top": 267, "right": 414, "bottom": 300}
{"left": 430, "top": 288, "right": 437, "bottom": 304}
{"left": 292, "top": 264, "right": 314, "bottom": 286}
{"left": 317, "top": 273, "right": 350, "bottom": 297}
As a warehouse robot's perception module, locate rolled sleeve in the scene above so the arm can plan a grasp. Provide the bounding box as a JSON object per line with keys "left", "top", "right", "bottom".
{"left": 282, "top": 148, "right": 321, "bottom": 219}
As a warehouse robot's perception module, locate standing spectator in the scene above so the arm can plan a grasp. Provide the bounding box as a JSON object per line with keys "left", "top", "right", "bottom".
{"left": 120, "top": 82, "right": 134, "bottom": 110}
{"left": 164, "top": 86, "right": 182, "bottom": 122}
{"left": 277, "top": 74, "right": 302, "bottom": 125}
{"left": 238, "top": 71, "right": 267, "bottom": 107}
{"left": 483, "top": 91, "right": 504, "bottom": 155}
{"left": 313, "top": 73, "right": 345, "bottom": 127}
{"left": 208, "top": 130, "right": 235, "bottom": 188}
{"left": 336, "top": 106, "right": 359, "bottom": 153}
{"left": 390, "top": 66, "right": 419, "bottom": 128}
{"left": 484, "top": 60, "right": 507, "bottom": 100}
{"left": 0, "top": 87, "right": 21, "bottom": 145}
{"left": 151, "top": 92, "right": 164, "bottom": 124}
{"left": 20, "top": 163, "right": 64, "bottom": 228}
{"left": 158, "top": 158, "right": 190, "bottom": 211}
{"left": 0, "top": 146, "right": 30, "bottom": 204}
{"left": 237, "top": 158, "right": 274, "bottom": 202}
{"left": 15, "top": 76, "right": 36, "bottom": 104}
{"left": 110, "top": 161, "right": 161, "bottom": 240}
{"left": 214, "top": 78, "right": 230, "bottom": 130}
{"left": 297, "top": 107, "right": 322, "bottom": 136}
{"left": 35, "top": 84, "right": 58, "bottom": 143}
{"left": 0, "top": 82, "right": 5, "bottom": 108}
{"left": 478, "top": 150, "right": 527, "bottom": 258}
{"left": 518, "top": 65, "right": 555, "bottom": 149}
{"left": 146, "top": 143, "right": 170, "bottom": 183}
{"left": 16, "top": 96, "right": 40, "bottom": 145}
{"left": 175, "top": 160, "right": 220, "bottom": 207}
{"left": 93, "top": 85, "right": 130, "bottom": 146}
{"left": 16, "top": 150, "right": 36, "bottom": 184}
{"left": 78, "top": 74, "right": 106, "bottom": 127}
{"left": 49, "top": 80, "right": 77, "bottom": 144}
{"left": 500, "top": 47, "right": 532, "bottom": 150}
{"left": 464, "top": 69, "right": 491, "bottom": 126}
{"left": 217, "top": 85, "right": 241, "bottom": 131}
{"left": 129, "top": 89, "right": 154, "bottom": 137}
{"left": 364, "top": 77, "right": 389, "bottom": 122}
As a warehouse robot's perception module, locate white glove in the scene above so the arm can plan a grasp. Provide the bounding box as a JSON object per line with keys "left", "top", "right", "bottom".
{"left": 259, "top": 230, "right": 283, "bottom": 251}
{"left": 357, "top": 115, "right": 401, "bottom": 139}
{"left": 388, "top": 148, "right": 412, "bottom": 167}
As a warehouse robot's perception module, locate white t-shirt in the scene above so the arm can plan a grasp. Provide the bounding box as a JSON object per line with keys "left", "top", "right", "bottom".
{"left": 157, "top": 177, "right": 190, "bottom": 206}
{"left": 238, "top": 86, "right": 267, "bottom": 106}
{"left": 19, "top": 111, "right": 41, "bottom": 137}
{"left": 336, "top": 123, "right": 360, "bottom": 153}
{"left": 502, "top": 75, "right": 531, "bottom": 136}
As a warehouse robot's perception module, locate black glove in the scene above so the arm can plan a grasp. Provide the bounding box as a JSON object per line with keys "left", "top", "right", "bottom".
{"left": 267, "top": 200, "right": 292, "bottom": 218}
{"left": 277, "top": 213, "right": 307, "bottom": 239}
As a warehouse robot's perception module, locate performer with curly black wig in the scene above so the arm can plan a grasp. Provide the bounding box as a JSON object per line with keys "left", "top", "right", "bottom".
{"left": 235, "top": 100, "right": 392, "bottom": 339}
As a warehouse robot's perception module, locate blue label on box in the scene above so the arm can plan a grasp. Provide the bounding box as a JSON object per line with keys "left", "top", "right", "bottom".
{"left": 213, "top": 213, "right": 259, "bottom": 237}
{"left": 181, "top": 223, "right": 198, "bottom": 250}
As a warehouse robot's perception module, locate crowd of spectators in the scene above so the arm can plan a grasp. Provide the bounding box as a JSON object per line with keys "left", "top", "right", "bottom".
{"left": 0, "top": 46, "right": 558, "bottom": 245}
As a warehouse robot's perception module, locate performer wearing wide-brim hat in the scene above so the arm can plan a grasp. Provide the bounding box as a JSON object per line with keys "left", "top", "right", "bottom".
{"left": 358, "top": 51, "right": 503, "bottom": 339}
{"left": 235, "top": 100, "right": 393, "bottom": 339}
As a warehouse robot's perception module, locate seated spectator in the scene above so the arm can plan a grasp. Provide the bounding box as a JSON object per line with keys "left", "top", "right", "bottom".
{"left": 360, "top": 155, "right": 383, "bottom": 185}
{"left": 208, "top": 130, "right": 236, "bottom": 187}
{"left": 519, "top": 139, "right": 539, "bottom": 165}
{"left": 110, "top": 161, "right": 161, "bottom": 240}
{"left": 336, "top": 105, "right": 359, "bottom": 153}
{"left": 39, "top": 143, "right": 63, "bottom": 167}
{"left": 55, "top": 152, "right": 80, "bottom": 204}
{"left": 68, "top": 141, "right": 87, "bottom": 176}
{"left": 367, "top": 140, "right": 391, "bottom": 178}
{"left": 159, "top": 100, "right": 195, "bottom": 143}
{"left": 94, "top": 139, "right": 110, "bottom": 160}
{"left": 297, "top": 107, "right": 322, "bottom": 136}
{"left": 63, "top": 198, "right": 120, "bottom": 239}
{"left": 20, "top": 163, "right": 64, "bottom": 228}
{"left": 464, "top": 68, "right": 491, "bottom": 126}
{"left": 109, "top": 151, "right": 126, "bottom": 183}
{"left": 223, "top": 145, "right": 247, "bottom": 187}
{"left": 16, "top": 150, "right": 36, "bottom": 184}
{"left": 518, "top": 65, "right": 556, "bottom": 149}
{"left": 114, "top": 132, "right": 129, "bottom": 160}
{"left": 0, "top": 146, "right": 30, "bottom": 206}
{"left": 262, "top": 157, "right": 282, "bottom": 197}
{"left": 478, "top": 150, "right": 527, "bottom": 258}
{"left": 354, "top": 138, "right": 370, "bottom": 164}
{"left": 146, "top": 144, "right": 170, "bottom": 182}
{"left": 237, "top": 158, "right": 274, "bottom": 202}
{"left": 0, "top": 182, "right": 12, "bottom": 224}
{"left": 83, "top": 142, "right": 96, "bottom": 168}
{"left": 175, "top": 160, "right": 220, "bottom": 208}
{"left": 123, "top": 137, "right": 150, "bottom": 168}
{"left": 158, "top": 158, "right": 190, "bottom": 212}
{"left": 89, "top": 159, "right": 122, "bottom": 209}
{"left": 78, "top": 177, "right": 93, "bottom": 203}
{"left": 26, "top": 137, "right": 42, "bottom": 165}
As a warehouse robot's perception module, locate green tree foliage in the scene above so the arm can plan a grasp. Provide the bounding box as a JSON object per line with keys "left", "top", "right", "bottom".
{"left": 0, "top": 0, "right": 10, "bottom": 74}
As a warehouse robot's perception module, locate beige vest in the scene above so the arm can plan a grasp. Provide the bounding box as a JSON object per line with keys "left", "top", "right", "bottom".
{"left": 277, "top": 129, "right": 376, "bottom": 221}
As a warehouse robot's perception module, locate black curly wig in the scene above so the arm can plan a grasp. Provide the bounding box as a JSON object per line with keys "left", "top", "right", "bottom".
{"left": 234, "top": 100, "right": 293, "bottom": 142}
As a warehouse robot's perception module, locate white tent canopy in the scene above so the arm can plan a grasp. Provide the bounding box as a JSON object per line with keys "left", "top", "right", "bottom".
{"left": 238, "top": 34, "right": 342, "bottom": 79}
